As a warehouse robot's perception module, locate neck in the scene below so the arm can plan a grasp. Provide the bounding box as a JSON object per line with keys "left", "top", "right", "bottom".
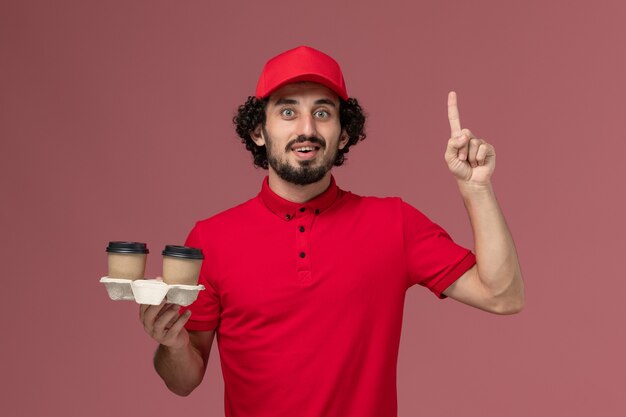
{"left": 267, "top": 170, "right": 332, "bottom": 203}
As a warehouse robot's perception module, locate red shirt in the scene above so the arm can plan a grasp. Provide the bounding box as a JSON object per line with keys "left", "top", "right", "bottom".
{"left": 184, "top": 176, "right": 476, "bottom": 417}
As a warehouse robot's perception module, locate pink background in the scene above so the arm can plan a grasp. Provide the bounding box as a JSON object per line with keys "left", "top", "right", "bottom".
{"left": 1, "top": 1, "right": 624, "bottom": 416}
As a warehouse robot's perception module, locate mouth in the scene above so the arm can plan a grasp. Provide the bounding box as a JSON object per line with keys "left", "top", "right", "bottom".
{"left": 290, "top": 142, "right": 322, "bottom": 160}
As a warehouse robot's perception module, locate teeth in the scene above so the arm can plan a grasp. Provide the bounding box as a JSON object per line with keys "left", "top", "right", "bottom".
{"left": 295, "top": 147, "right": 314, "bottom": 152}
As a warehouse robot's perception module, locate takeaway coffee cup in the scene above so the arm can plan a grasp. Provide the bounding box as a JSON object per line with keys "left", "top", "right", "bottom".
{"left": 106, "top": 241, "right": 149, "bottom": 280}
{"left": 162, "top": 245, "right": 204, "bottom": 285}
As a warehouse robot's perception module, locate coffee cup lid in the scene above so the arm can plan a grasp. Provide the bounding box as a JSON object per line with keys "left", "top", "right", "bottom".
{"left": 162, "top": 245, "right": 204, "bottom": 260}
{"left": 106, "top": 241, "right": 149, "bottom": 254}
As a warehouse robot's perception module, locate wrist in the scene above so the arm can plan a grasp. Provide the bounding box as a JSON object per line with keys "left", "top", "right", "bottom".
{"left": 456, "top": 180, "right": 494, "bottom": 198}
{"left": 457, "top": 181, "right": 497, "bottom": 207}
{"left": 160, "top": 341, "right": 189, "bottom": 356}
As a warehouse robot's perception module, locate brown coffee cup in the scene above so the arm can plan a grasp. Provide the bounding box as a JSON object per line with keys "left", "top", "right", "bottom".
{"left": 162, "top": 245, "right": 203, "bottom": 285}
{"left": 106, "top": 241, "right": 149, "bottom": 280}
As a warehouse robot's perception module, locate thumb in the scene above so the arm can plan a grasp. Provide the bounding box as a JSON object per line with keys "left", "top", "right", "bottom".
{"left": 446, "top": 134, "right": 469, "bottom": 161}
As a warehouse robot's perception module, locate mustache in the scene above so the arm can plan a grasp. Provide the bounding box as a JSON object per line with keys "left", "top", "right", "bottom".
{"left": 285, "top": 136, "right": 326, "bottom": 152}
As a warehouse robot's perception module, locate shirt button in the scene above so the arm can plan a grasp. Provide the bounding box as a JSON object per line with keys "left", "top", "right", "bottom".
{"left": 299, "top": 252, "right": 306, "bottom": 258}
{"left": 299, "top": 207, "right": 306, "bottom": 212}
{"left": 315, "top": 209, "right": 320, "bottom": 215}
{"left": 299, "top": 226, "right": 305, "bottom": 232}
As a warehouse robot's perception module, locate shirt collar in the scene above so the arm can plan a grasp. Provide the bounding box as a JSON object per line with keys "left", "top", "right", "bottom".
{"left": 258, "top": 175, "right": 341, "bottom": 221}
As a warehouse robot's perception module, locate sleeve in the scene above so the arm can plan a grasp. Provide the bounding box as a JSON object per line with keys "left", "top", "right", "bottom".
{"left": 402, "top": 200, "right": 476, "bottom": 299}
{"left": 181, "top": 222, "right": 221, "bottom": 331}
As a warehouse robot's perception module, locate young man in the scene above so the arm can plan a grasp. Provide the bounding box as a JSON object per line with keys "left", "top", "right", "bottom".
{"left": 139, "top": 46, "right": 524, "bottom": 417}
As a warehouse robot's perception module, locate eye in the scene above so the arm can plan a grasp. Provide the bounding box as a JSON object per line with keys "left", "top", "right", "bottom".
{"left": 281, "top": 108, "right": 295, "bottom": 118}
{"left": 314, "top": 110, "right": 330, "bottom": 118}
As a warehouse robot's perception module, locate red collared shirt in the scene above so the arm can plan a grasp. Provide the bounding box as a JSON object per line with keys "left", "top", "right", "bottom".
{"left": 184, "top": 176, "right": 476, "bottom": 417}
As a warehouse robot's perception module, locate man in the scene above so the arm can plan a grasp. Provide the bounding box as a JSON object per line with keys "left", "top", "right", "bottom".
{"left": 139, "top": 46, "right": 524, "bottom": 417}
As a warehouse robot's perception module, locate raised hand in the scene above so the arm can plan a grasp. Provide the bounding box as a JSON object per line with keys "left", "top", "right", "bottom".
{"left": 444, "top": 91, "right": 496, "bottom": 185}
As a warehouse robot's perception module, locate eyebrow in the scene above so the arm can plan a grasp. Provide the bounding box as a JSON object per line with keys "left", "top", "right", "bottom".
{"left": 314, "top": 99, "right": 337, "bottom": 107}
{"left": 274, "top": 98, "right": 337, "bottom": 107}
{"left": 275, "top": 98, "right": 298, "bottom": 106}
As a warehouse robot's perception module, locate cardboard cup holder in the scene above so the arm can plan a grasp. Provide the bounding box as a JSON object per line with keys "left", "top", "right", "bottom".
{"left": 100, "top": 277, "right": 204, "bottom": 306}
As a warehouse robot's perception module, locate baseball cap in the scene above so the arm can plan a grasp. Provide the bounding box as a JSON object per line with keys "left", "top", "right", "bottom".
{"left": 255, "top": 46, "right": 348, "bottom": 100}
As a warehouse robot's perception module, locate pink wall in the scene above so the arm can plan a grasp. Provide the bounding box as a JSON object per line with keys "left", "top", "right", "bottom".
{"left": 2, "top": 1, "right": 624, "bottom": 416}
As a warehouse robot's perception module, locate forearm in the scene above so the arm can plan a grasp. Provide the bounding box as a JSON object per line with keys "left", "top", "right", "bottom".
{"left": 458, "top": 181, "right": 524, "bottom": 308}
{"left": 154, "top": 342, "right": 206, "bottom": 396}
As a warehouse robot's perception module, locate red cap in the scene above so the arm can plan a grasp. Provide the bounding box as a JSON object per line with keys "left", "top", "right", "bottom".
{"left": 255, "top": 46, "right": 348, "bottom": 100}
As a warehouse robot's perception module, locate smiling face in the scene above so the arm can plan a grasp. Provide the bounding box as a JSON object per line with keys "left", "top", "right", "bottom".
{"left": 252, "top": 82, "right": 348, "bottom": 186}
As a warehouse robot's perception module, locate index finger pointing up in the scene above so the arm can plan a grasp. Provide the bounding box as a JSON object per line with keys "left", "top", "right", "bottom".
{"left": 447, "top": 91, "right": 462, "bottom": 136}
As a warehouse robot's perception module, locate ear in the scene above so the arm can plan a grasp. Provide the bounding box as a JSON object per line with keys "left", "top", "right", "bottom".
{"left": 338, "top": 130, "right": 349, "bottom": 150}
{"left": 250, "top": 125, "right": 266, "bottom": 147}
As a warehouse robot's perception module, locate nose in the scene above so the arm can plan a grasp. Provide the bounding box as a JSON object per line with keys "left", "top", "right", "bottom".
{"left": 296, "top": 113, "right": 317, "bottom": 138}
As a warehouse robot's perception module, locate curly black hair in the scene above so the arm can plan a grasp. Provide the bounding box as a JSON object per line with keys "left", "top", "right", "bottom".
{"left": 233, "top": 96, "right": 367, "bottom": 169}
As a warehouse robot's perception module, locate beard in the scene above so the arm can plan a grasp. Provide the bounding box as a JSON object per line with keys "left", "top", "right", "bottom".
{"left": 263, "top": 127, "right": 338, "bottom": 186}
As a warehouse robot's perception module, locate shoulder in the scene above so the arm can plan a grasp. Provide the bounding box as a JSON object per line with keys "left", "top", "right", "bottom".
{"left": 338, "top": 190, "right": 434, "bottom": 227}
{"left": 339, "top": 190, "right": 411, "bottom": 213}
{"left": 332, "top": 190, "right": 412, "bottom": 225}
{"left": 191, "top": 196, "right": 262, "bottom": 235}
